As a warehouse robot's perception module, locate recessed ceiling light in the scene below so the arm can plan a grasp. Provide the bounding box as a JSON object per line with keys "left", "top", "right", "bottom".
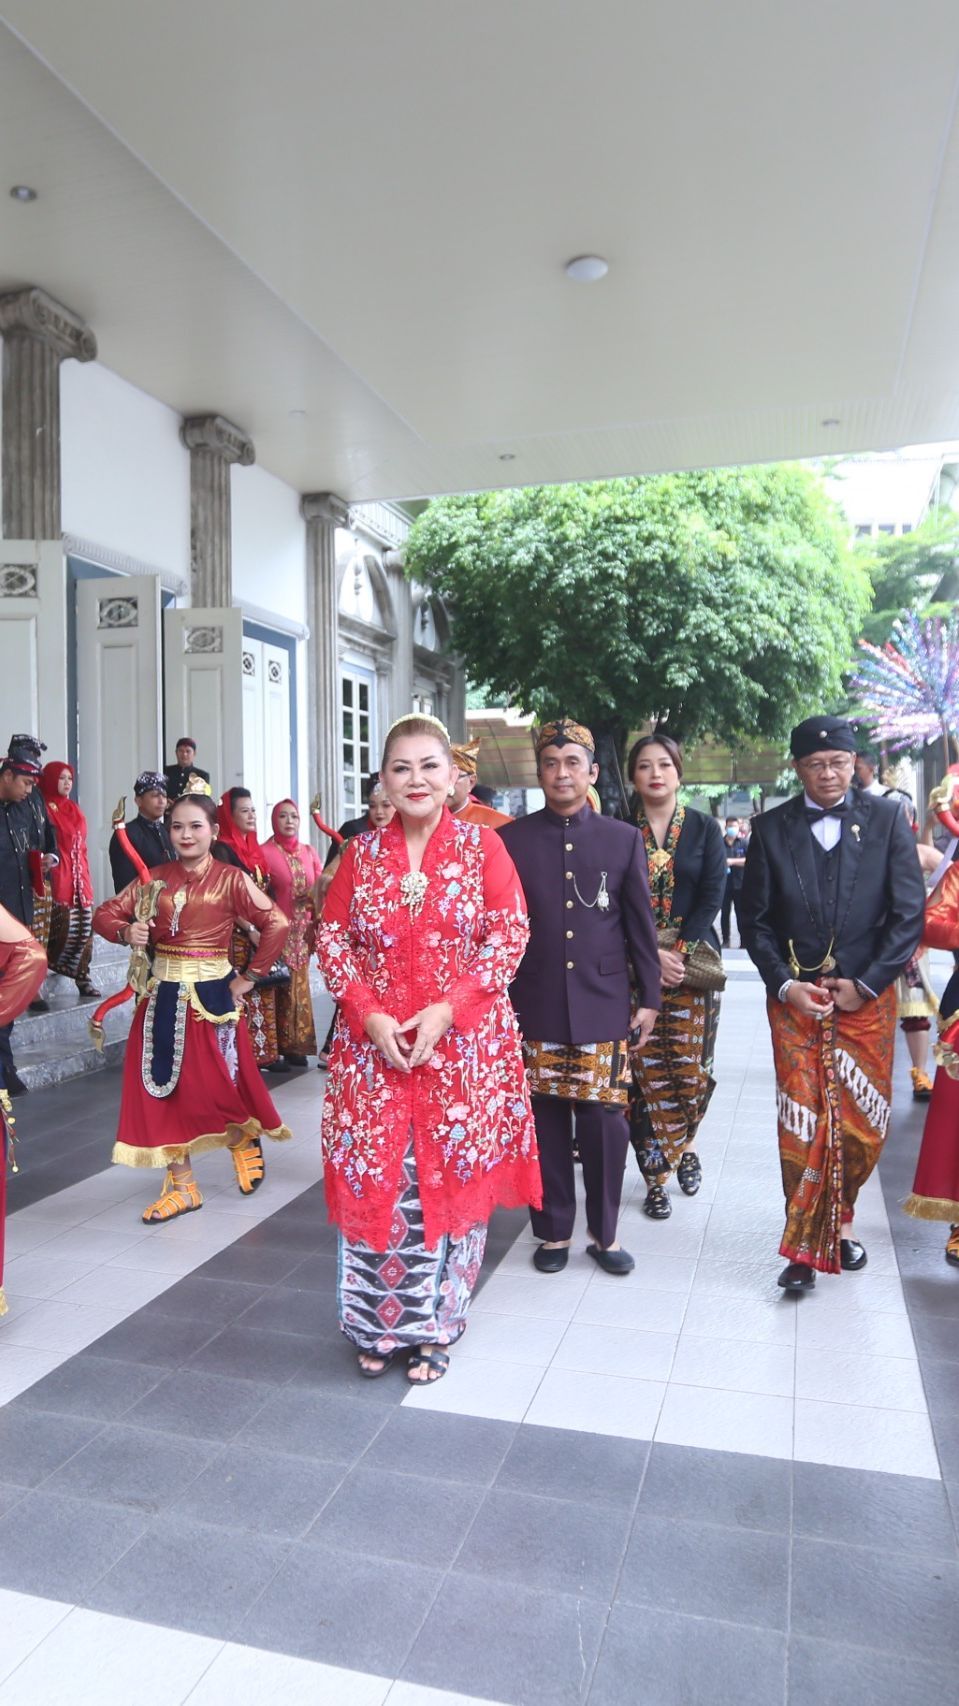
{"left": 499, "top": 452, "right": 516, "bottom": 462}
{"left": 9, "top": 185, "right": 37, "bottom": 203}
{"left": 565, "top": 254, "right": 608, "bottom": 283}
{"left": 821, "top": 416, "right": 840, "bottom": 428}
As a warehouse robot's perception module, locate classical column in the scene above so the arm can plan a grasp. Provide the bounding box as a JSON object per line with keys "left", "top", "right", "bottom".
{"left": 302, "top": 491, "right": 349, "bottom": 832}
{"left": 180, "top": 414, "right": 255, "bottom": 607}
{"left": 384, "top": 548, "right": 413, "bottom": 719}
{"left": 0, "top": 286, "right": 97, "bottom": 539}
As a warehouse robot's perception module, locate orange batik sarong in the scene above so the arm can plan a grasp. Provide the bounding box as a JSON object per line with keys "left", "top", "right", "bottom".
{"left": 767, "top": 986, "right": 896, "bottom": 1274}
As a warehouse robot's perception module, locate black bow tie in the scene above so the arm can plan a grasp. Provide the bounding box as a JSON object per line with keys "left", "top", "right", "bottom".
{"left": 805, "top": 800, "right": 849, "bottom": 825}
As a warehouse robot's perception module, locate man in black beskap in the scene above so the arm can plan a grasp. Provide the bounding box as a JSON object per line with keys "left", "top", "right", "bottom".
{"left": 499, "top": 718, "right": 660, "bottom": 1276}
{"left": 109, "top": 772, "right": 174, "bottom": 893}
{"left": 0, "top": 735, "right": 59, "bottom": 1093}
{"left": 740, "top": 714, "right": 925, "bottom": 1293}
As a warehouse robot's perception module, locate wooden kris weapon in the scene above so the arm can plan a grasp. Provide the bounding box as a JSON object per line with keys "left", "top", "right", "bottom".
{"left": 89, "top": 797, "right": 166, "bottom": 1049}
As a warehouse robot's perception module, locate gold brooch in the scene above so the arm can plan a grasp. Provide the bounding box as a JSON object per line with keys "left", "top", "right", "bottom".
{"left": 399, "top": 872, "right": 429, "bottom": 916}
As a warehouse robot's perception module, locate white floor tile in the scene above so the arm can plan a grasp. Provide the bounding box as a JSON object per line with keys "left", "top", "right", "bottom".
{"left": 794, "top": 1399, "right": 941, "bottom": 1478}
{"left": 572, "top": 1284, "right": 688, "bottom": 1334}
{"left": 401, "top": 1355, "right": 543, "bottom": 1422}
{"left": 53, "top": 1266, "right": 174, "bottom": 1312}
{"left": 524, "top": 1366, "right": 665, "bottom": 1440}
{"left": 471, "top": 1270, "right": 591, "bottom": 1321}
{"left": 0, "top": 1607, "right": 223, "bottom": 1704}
{"left": 680, "top": 1292, "right": 797, "bottom": 1346}
{"left": 0, "top": 1347, "right": 65, "bottom": 1404}
{"left": 791, "top": 1272, "right": 909, "bottom": 1317}
{"left": 670, "top": 1335, "right": 795, "bottom": 1398}
{"left": 3, "top": 1215, "right": 85, "bottom": 1260}
{"left": 796, "top": 1307, "right": 918, "bottom": 1360}
{"left": 27, "top": 1224, "right": 151, "bottom": 1264}
{"left": 0, "top": 1589, "right": 72, "bottom": 1688}
{"left": 2, "top": 1253, "right": 105, "bottom": 1301}
{"left": 387, "top": 1685, "right": 512, "bottom": 1706}
{"left": 0, "top": 1298, "right": 127, "bottom": 1354}
{"left": 455, "top": 1312, "right": 568, "bottom": 1367}
{"left": 552, "top": 1321, "right": 677, "bottom": 1382}
{"left": 655, "top": 1382, "right": 794, "bottom": 1459}
{"left": 795, "top": 1345, "right": 929, "bottom": 1413}
{"left": 187, "top": 1643, "right": 389, "bottom": 1705}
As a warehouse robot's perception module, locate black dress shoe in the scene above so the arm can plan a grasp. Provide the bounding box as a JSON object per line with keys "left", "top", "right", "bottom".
{"left": 4, "top": 1071, "right": 28, "bottom": 1097}
{"left": 282, "top": 1052, "right": 309, "bottom": 1067}
{"left": 677, "top": 1152, "right": 702, "bottom": 1197}
{"left": 642, "top": 1184, "right": 672, "bottom": 1219}
{"left": 777, "top": 1261, "right": 816, "bottom": 1292}
{"left": 28, "top": 997, "right": 49, "bottom": 1014}
{"left": 586, "top": 1243, "right": 635, "bottom": 1276}
{"left": 532, "top": 1243, "right": 569, "bottom": 1274}
{"left": 840, "top": 1239, "right": 867, "bottom": 1271}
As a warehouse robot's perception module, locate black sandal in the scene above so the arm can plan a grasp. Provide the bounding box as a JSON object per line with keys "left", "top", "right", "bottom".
{"left": 407, "top": 1347, "right": 450, "bottom": 1383}
{"left": 642, "top": 1184, "right": 672, "bottom": 1220}
{"left": 358, "top": 1351, "right": 395, "bottom": 1379}
{"left": 677, "top": 1152, "right": 702, "bottom": 1196}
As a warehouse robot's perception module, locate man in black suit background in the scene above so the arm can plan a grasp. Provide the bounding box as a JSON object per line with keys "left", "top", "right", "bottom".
{"left": 499, "top": 718, "right": 660, "bottom": 1275}
{"left": 740, "top": 715, "right": 925, "bottom": 1292}
{"left": 109, "top": 772, "right": 173, "bottom": 892}
{"left": 163, "top": 738, "right": 210, "bottom": 802}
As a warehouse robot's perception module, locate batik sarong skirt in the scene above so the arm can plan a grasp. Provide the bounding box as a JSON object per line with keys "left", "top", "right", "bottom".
{"left": 522, "top": 1038, "right": 630, "bottom": 1105}
{"left": 628, "top": 985, "right": 721, "bottom": 1179}
{"left": 769, "top": 986, "right": 896, "bottom": 1273}
{"left": 338, "top": 1144, "right": 487, "bottom": 1354}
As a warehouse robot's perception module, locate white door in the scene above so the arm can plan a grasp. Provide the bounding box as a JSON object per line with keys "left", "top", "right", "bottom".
{"left": 340, "top": 663, "right": 376, "bottom": 818}
{"left": 163, "top": 607, "right": 244, "bottom": 802}
{"left": 0, "top": 541, "right": 69, "bottom": 762}
{"left": 76, "top": 574, "right": 163, "bottom": 897}
{"left": 241, "top": 636, "right": 292, "bottom": 831}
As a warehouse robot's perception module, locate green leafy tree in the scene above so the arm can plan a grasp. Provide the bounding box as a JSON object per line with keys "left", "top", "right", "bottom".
{"left": 852, "top": 513, "right": 959, "bottom": 648}
{"left": 406, "top": 466, "right": 868, "bottom": 812}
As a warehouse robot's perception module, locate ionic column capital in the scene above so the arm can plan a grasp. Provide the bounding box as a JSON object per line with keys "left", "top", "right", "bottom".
{"left": 0, "top": 286, "right": 97, "bottom": 363}
{"left": 180, "top": 414, "right": 255, "bottom": 466}
{"left": 301, "top": 492, "right": 351, "bottom": 530}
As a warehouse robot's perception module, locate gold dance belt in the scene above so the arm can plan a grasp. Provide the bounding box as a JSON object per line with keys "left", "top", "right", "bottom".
{"left": 152, "top": 953, "right": 233, "bottom": 984}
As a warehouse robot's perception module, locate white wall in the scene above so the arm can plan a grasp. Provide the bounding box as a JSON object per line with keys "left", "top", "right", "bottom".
{"left": 231, "top": 462, "right": 307, "bottom": 626}
{"left": 230, "top": 461, "right": 310, "bottom": 817}
{"left": 60, "top": 360, "right": 189, "bottom": 581}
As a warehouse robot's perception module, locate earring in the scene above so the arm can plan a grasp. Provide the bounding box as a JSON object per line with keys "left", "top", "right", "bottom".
{"left": 447, "top": 785, "right": 455, "bottom": 797}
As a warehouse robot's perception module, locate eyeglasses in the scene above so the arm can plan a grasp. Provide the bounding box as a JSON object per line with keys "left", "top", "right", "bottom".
{"left": 799, "top": 757, "right": 854, "bottom": 776}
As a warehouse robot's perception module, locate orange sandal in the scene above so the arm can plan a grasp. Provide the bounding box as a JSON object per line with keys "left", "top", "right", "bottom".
{"left": 231, "top": 1137, "right": 265, "bottom": 1195}
{"left": 142, "top": 1171, "right": 203, "bottom": 1225}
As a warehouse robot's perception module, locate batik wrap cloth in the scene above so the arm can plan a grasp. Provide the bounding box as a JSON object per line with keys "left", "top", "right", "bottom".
{"left": 768, "top": 985, "right": 896, "bottom": 1274}
{"left": 629, "top": 985, "right": 721, "bottom": 1180}
{"left": 522, "top": 1037, "right": 630, "bottom": 1105}
{"left": 338, "top": 1141, "right": 486, "bottom": 1354}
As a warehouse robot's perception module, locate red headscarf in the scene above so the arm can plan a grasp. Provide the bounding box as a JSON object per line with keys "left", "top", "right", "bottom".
{"left": 270, "top": 798, "right": 301, "bottom": 852}
{"left": 216, "top": 789, "right": 267, "bottom": 879}
{"left": 39, "top": 761, "right": 92, "bottom": 905}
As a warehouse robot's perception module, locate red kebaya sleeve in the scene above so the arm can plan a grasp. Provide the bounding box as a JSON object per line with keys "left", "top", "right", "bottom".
{"left": 316, "top": 840, "right": 382, "bottom": 1041}
{"left": 445, "top": 829, "right": 530, "bottom": 1032}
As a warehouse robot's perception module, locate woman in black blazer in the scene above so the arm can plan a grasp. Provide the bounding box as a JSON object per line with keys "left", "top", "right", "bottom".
{"left": 627, "top": 734, "right": 728, "bottom": 1219}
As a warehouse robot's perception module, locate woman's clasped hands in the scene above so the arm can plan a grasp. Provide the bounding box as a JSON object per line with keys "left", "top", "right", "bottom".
{"left": 365, "top": 1000, "right": 454, "bottom": 1072}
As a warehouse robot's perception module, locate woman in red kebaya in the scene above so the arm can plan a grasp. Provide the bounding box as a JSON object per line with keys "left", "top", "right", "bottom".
{"left": 94, "top": 794, "right": 291, "bottom": 1224}
{"left": 263, "top": 799, "right": 323, "bottom": 1066}
{"left": 38, "top": 761, "right": 100, "bottom": 997}
{"left": 318, "top": 713, "right": 540, "bottom": 1383}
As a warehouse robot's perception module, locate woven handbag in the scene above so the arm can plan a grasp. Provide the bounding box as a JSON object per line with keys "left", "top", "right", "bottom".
{"left": 657, "top": 926, "right": 727, "bottom": 994}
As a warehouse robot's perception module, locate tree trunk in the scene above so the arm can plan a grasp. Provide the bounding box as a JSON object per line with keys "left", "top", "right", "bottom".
{"left": 593, "top": 718, "right": 630, "bottom": 819}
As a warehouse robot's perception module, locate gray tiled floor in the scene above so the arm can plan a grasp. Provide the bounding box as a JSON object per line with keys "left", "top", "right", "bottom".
{"left": 1, "top": 996, "right": 958, "bottom": 1703}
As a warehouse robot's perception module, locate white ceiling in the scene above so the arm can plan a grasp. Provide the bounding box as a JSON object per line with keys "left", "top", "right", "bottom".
{"left": 2, "top": 1, "right": 959, "bottom": 501}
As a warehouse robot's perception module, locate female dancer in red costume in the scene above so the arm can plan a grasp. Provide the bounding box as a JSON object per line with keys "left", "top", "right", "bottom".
{"left": 94, "top": 794, "right": 291, "bottom": 1224}
{"left": 38, "top": 761, "right": 100, "bottom": 997}
{"left": 0, "top": 904, "right": 48, "bottom": 1313}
